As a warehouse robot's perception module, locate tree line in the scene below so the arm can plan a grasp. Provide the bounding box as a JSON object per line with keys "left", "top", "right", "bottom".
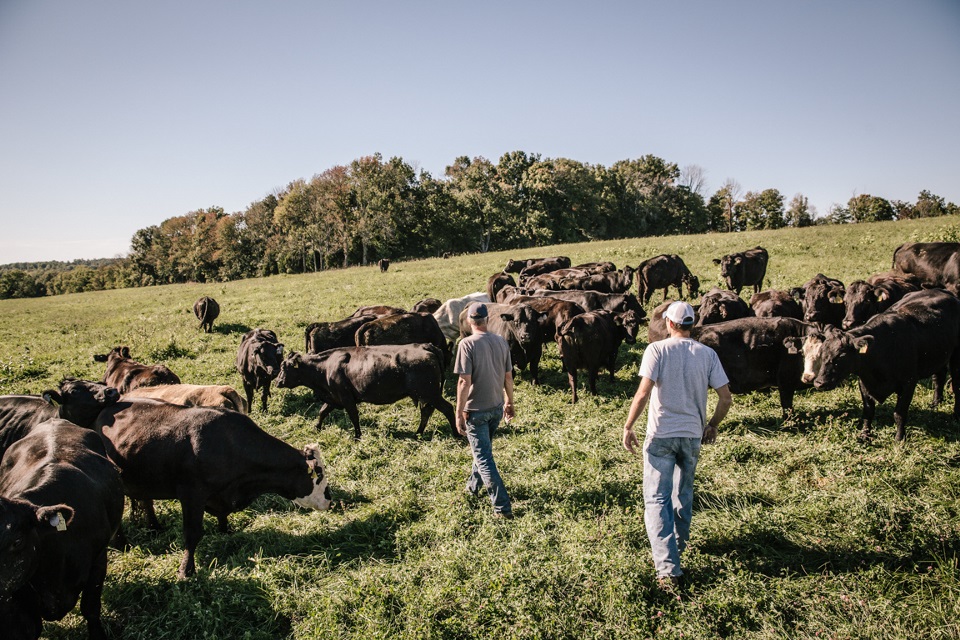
{"left": 2, "top": 151, "right": 957, "bottom": 299}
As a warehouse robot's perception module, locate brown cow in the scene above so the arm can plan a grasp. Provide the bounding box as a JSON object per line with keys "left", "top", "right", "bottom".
{"left": 713, "top": 247, "right": 769, "bottom": 295}
{"left": 93, "top": 346, "right": 181, "bottom": 394}
{"left": 635, "top": 255, "right": 700, "bottom": 305}
{"left": 123, "top": 384, "right": 248, "bottom": 413}
{"left": 556, "top": 309, "right": 642, "bottom": 403}
{"left": 750, "top": 289, "right": 803, "bottom": 320}
{"left": 193, "top": 296, "right": 220, "bottom": 333}
{"left": 355, "top": 312, "right": 450, "bottom": 367}
{"left": 306, "top": 315, "right": 377, "bottom": 354}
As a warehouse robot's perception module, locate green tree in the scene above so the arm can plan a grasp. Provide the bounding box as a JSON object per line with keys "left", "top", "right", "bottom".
{"left": 349, "top": 154, "right": 415, "bottom": 265}
{"left": 737, "top": 189, "right": 785, "bottom": 230}
{"left": 708, "top": 180, "right": 743, "bottom": 232}
{"left": 847, "top": 194, "right": 894, "bottom": 223}
{"left": 914, "top": 190, "right": 949, "bottom": 218}
{"left": 785, "top": 193, "right": 816, "bottom": 227}
{"left": 445, "top": 156, "right": 504, "bottom": 253}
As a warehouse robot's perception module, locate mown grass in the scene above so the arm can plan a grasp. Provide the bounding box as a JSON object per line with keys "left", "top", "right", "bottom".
{"left": 2, "top": 217, "right": 960, "bottom": 639}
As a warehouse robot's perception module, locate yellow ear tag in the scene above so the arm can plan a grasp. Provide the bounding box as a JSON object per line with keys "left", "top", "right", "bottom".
{"left": 858, "top": 344, "right": 869, "bottom": 354}
{"left": 50, "top": 512, "right": 68, "bottom": 532}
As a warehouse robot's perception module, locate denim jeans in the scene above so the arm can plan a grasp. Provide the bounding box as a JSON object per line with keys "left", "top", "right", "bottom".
{"left": 464, "top": 406, "right": 512, "bottom": 515}
{"left": 643, "top": 436, "right": 701, "bottom": 578}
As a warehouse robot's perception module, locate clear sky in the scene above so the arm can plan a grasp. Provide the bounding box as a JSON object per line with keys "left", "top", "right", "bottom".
{"left": 1, "top": 1, "right": 958, "bottom": 264}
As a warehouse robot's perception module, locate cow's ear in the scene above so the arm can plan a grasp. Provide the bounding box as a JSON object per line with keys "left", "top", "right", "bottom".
{"left": 498, "top": 313, "right": 515, "bottom": 322}
{"left": 876, "top": 290, "right": 889, "bottom": 302}
{"left": 852, "top": 336, "right": 873, "bottom": 354}
{"left": 42, "top": 390, "right": 62, "bottom": 406}
{"left": 35, "top": 505, "right": 74, "bottom": 532}
{"left": 120, "top": 346, "right": 131, "bottom": 359}
{"left": 93, "top": 353, "right": 108, "bottom": 362}
{"left": 783, "top": 337, "right": 801, "bottom": 354}
{"left": 712, "top": 258, "right": 721, "bottom": 265}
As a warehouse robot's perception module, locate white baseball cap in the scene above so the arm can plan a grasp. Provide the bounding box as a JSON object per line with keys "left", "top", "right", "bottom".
{"left": 664, "top": 301, "right": 696, "bottom": 327}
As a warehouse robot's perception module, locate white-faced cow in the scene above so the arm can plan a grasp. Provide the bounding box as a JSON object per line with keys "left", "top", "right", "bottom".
{"left": 0, "top": 419, "right": 124, "bottom": 640}
{"left": 95, "top": 400, "right": 332, "bottom": 579}
{"left": 193, "top": 296, "right": 220, "bottom": 333}
{"left": 236, "top": 329, "right": 285, "bottom": 412}
{"left": 276, "top": 345, "right": 456, "bottom": 439}
{"left": 713, "top": 246, "right": 769, "bottom": 295}
{"left": 787, "top": 288, "right": 960, "bottom": 441}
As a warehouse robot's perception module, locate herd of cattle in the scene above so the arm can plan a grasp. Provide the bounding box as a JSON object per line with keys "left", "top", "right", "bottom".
{"left": 3, "top": 240, "right": 960, "bottom": 637}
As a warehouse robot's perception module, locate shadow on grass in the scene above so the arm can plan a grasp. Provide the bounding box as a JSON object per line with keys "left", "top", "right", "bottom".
{"left": 213, "top": 322, "right": 252, "bottom": 335}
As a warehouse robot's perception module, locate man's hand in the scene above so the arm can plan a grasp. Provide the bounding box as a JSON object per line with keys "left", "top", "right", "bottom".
{"left": 504, "top": 402, "right": 515, "bottom": 423}
{"left": 702, "top": 424, "right": 718, "bottom": 445}
{"left": 622, "top": 427, "right": 640, "bottom": 454}
{"left": 456, "top": 413, "right": 467, "bottom": 436}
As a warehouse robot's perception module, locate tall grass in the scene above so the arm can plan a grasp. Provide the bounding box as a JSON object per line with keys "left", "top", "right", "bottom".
{"left": 2, "top": 217, "right": 959, "bottom": 639}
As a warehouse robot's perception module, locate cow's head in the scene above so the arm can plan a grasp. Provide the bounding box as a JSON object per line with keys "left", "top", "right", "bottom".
{"left": 42, "top": 378, "right": 120, "bottom": 428}
{"left": 714, "top": 254, "right": 742, "bottom": 280}
{"left": 841, "top": 281, "right": 885, "bottom": 330}
{"left": 93, "top": 346, "right": 131, "bottom": 364}
{"left": 293, "top": 444, "right": 333, "bottom": 511}
{"left": 614, "top": 310, "right": 642, "bottom": 344}
{"left": 789, "top": 327, "right": 864, "bottom": 390}
{"left": 275, "top": 352, "right": 305, "bottom": 389}
{"left": 252, "top": 332, "right": 284, "bottom": 379}
{"left": 0, "top": 497, "right": 73, "bottom": 597}
{"left": 803, "top": 281, "right": 846, "bottom": 324}
{"left": 498, "top": 305, "right": 544, "bottom": 346}
{"left": 683, "top": 274, "right": 701, "bottom": 299}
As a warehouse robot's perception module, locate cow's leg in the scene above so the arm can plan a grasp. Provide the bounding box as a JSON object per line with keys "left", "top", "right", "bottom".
{"left": 529, "top": 352, "right": 540, "bottom": 386}
{"left": 432, "top": 397, "right": 459, "bottom": 437}
{"left": 589, "top": 368, "right": 599, "bottom": 395}
{"left": 259, "top": 384, "right": 270, "bottom": 412}
{"left": 931, "top": 368, "right": 947, "bottom": 407}
{"left": 79, "top": 546, "right": 110, "bottom": 640}
{"left": 568, "top": 370, "right": 578, "bottom": 404}
{"left": 344, "top": 402, "right": 363, "bottom": 439}
{"left": 950, "top": 349, "right": 960, "bottom": 420}
{"left": 417, "top": 401, "right": 437, "bottom": 435}
{"left": 131, "top": 498, "right": 162, "bottom": 530}
{"left": 893, "top": 384, "right": 917, "bottom": 442}
{"left": 242, "top": 381, "right": 255, "bottom": 414}
{"left": 778, "top": 386, "right": 795, "bottom": 421}
{"left": 858, "top": 380, "right": 877, "bottom": 441}
{"left": 216, "top": 513, "right": 231, "bottom": 533}
{"left": 314, "top": 403, "right": 336, "bottom": 430}
{"left": 177, "top": 490, "right": 207, "bottom": 579}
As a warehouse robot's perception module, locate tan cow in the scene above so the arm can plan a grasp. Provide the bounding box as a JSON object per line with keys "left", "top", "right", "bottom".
{"left": 123, "top": 384, "right": 247, "bottom": 414}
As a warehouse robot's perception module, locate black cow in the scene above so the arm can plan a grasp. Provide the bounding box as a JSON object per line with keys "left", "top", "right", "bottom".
{"left": 501, "top": 296, "right": 586, "bottom": 343}
{"left": 93, "top": 346, "right": 181, "bottom": 394}
{"left": 797, "top": 274, "right": 846, "bottom": 326}
{"left": 354, "top": 312, "right": 450, "bottom": 367}
{"left": 536, "top": 290, "right": 647, "bottom": 318}
{"left": 559, "top": 266, "right": 636, "bottom": 294}
{"left": 789, "top": 288, "right": 960, "bottom": 441}
{"left": 505, "top": 256, "right": 571, "bottom": 275}
{"left": 236, "top": 329, "right": 285, "bottom": 412}
{"left": 95, "top": 401, "right": 331, "bottom": 578}
{"left": 351, "top": 305, "right": 406, "bottom": 318}
{"left": 487, "top": 272, "right": 517, "bottom": 302}
{"left": 697, "top": 317, "right": 818, "bottom": 418}
{"left": 193, "top": 296, "right": 220, "bottom": 333}
{"left": 556, "top": 310, "right": 642, "bottom": 403}
{"left": 276, "top": 345, "right": 456, "bottom": 439}
{"left": 0, "top": 379, "right": 120, "bottom": 458}
{"left": 573, "top": 261, "right": 617, "bottom": 274}
{"left": 0, "top": 419, "right": 124, "bottom": 640}
{"left": 411, "top": 298, "right": 443, "bottom": 314}
{"left": 695, "top": 288, "right": 753, "bottom": 326}
{"left": 458, "top": 303, "right": 547, "bottom": 385}
{"left": 636, "top": 254, "right": 700, "bottom": 305}
{"left": 713, "top": 246, "right": 769, "bottom": 295}
{"left": 517, "top": 257, "right": 573, "bottom": 284}
{"left": 305, "top": 315, "right": 376, "bottom": 354}
{"left": 842, "top": 272, "right": 921, "bottom": 330}
{"left": 750, "top": 289, "right": 803, "bottom": 320}
{"left": 378, "top": 258, "right": 390, "bottom": 272}
{"left": 891, "top": 242, "right": 960, "bottom": 290}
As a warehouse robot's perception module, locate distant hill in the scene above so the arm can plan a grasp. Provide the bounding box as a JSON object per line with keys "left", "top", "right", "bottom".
{"left": 0, "top": 257, "right": 120, "bottom": 272}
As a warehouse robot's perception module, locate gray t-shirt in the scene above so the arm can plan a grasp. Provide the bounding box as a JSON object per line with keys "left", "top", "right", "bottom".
{"left": 454, "top": 330, "right": 512, "bottom": 412}
{"left": 639, "top": 336, "right": 729, "bottom": 439}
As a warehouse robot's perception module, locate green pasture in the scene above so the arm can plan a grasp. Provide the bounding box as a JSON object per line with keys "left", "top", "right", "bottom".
{"left": 1, "top": 217, "right": 959, "bottom": 639}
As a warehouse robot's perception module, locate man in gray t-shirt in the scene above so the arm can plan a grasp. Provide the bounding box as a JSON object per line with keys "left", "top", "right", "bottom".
{"left": 454, "top": 303, "right": 515, "bottom": 518}
{"left": 622, "top": 301, "right": 732, "bottom": 593}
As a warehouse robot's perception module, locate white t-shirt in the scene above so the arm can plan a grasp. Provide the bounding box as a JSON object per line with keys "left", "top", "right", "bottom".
{"left": 639, "top": 336, "right": 729, "bottom": 439}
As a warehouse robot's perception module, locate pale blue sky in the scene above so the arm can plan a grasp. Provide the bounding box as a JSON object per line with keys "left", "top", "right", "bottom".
{"left": 1, "top": 1, "right": 958, "bottom": 263}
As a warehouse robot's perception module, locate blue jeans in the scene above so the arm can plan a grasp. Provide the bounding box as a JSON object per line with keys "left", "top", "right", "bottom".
{"left": 465, "top": 407, "right": 512, "bottom": 515}
{"left": 643, "top": 437, "right": 701, "bottom": 578}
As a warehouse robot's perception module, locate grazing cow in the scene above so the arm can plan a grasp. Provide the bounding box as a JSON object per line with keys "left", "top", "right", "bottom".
{"left": 306, "top": 315, "right": 377, "bottom": 354}
{"left": 459, "top": 303, "right": 547, "bottom": 385}
{"left": 0, "top": 379, "right": 120, "bottom": 457}
{"left": 95, "top": 401, "right": 331, "bottom": 578}
{"left": 505, "top": 256, "right": 571, "bottom": 274}
{"left": 788, "top": 289, "right": 960, "bottom": 441}
{"left": 695, "top": 288, "right": 753, "bottom": 326}
{"left": 635, "top": 254, "right": 700, "bottom": 304}
{"left": 123, "top": 384, "right": 248, "bottom": 413}
{"left": 556, "top": 310, "right": 642, "bottom": 403}
{"left": 713, "top": 246, "right": 769, "bottom": 295}
{"left": 560, "top": 266, "right": 636, "bottom": 294}
{"left": 276, "top": 345, "right": 456, "bottom": 439}
{"left": 798, "top": 274, "right": 846, "bottom": 326}
{"left": 355, "top": 312, "right": 450, "bottom": 366}
{"left": 842, "top": 272, "right": 921, "bottom": 330}
{"left": 351, "top": 305, "right": 405, "bottom": 318}
{"left": 0, "top": 419, "right": 124, "bottom": 640}
{"left": 193, "top": 296, "right": 220, "bottom": 333}
{"left": 487, "top": 272, "right": 517, "bottom": 302}
{"left": 93, "top": 346, "right": 181, "bottom": 394}
{"left": 411, "top": 298, "right": 443, "bottom": 314}
{"left": 891, "top": 242, "right": 960, "bottom": 290}
{"left": 433, "top": 292, "right": 491, "bottom": 342}
{"left": 573, "top": 261, "right": 617, "bottom": 274}
{"left": 378, "top": 258, "right": 390, "bottom": 272}
{"left": 236, "top": 329, "right": 285, "bottom": 412}
{"left": 517, "top": 257, "right": 573, "bottom": 284}
{"left": 750, "top": 289, "right": 803, "bottom": 320}
{"left": 536, "top": 290, "right": 647, "bottom": 318}
{"left": 697, "top": 317, "right": 818, "bottom": 418}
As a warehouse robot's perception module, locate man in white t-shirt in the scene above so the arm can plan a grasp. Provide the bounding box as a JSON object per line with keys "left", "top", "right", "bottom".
{"left": 622, "top": 301, "right": 732, "bottom": 593}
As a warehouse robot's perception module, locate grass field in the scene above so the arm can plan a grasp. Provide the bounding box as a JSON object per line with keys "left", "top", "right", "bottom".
{"left": 2, "top": 217, "right": 959, "bottom": 639}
